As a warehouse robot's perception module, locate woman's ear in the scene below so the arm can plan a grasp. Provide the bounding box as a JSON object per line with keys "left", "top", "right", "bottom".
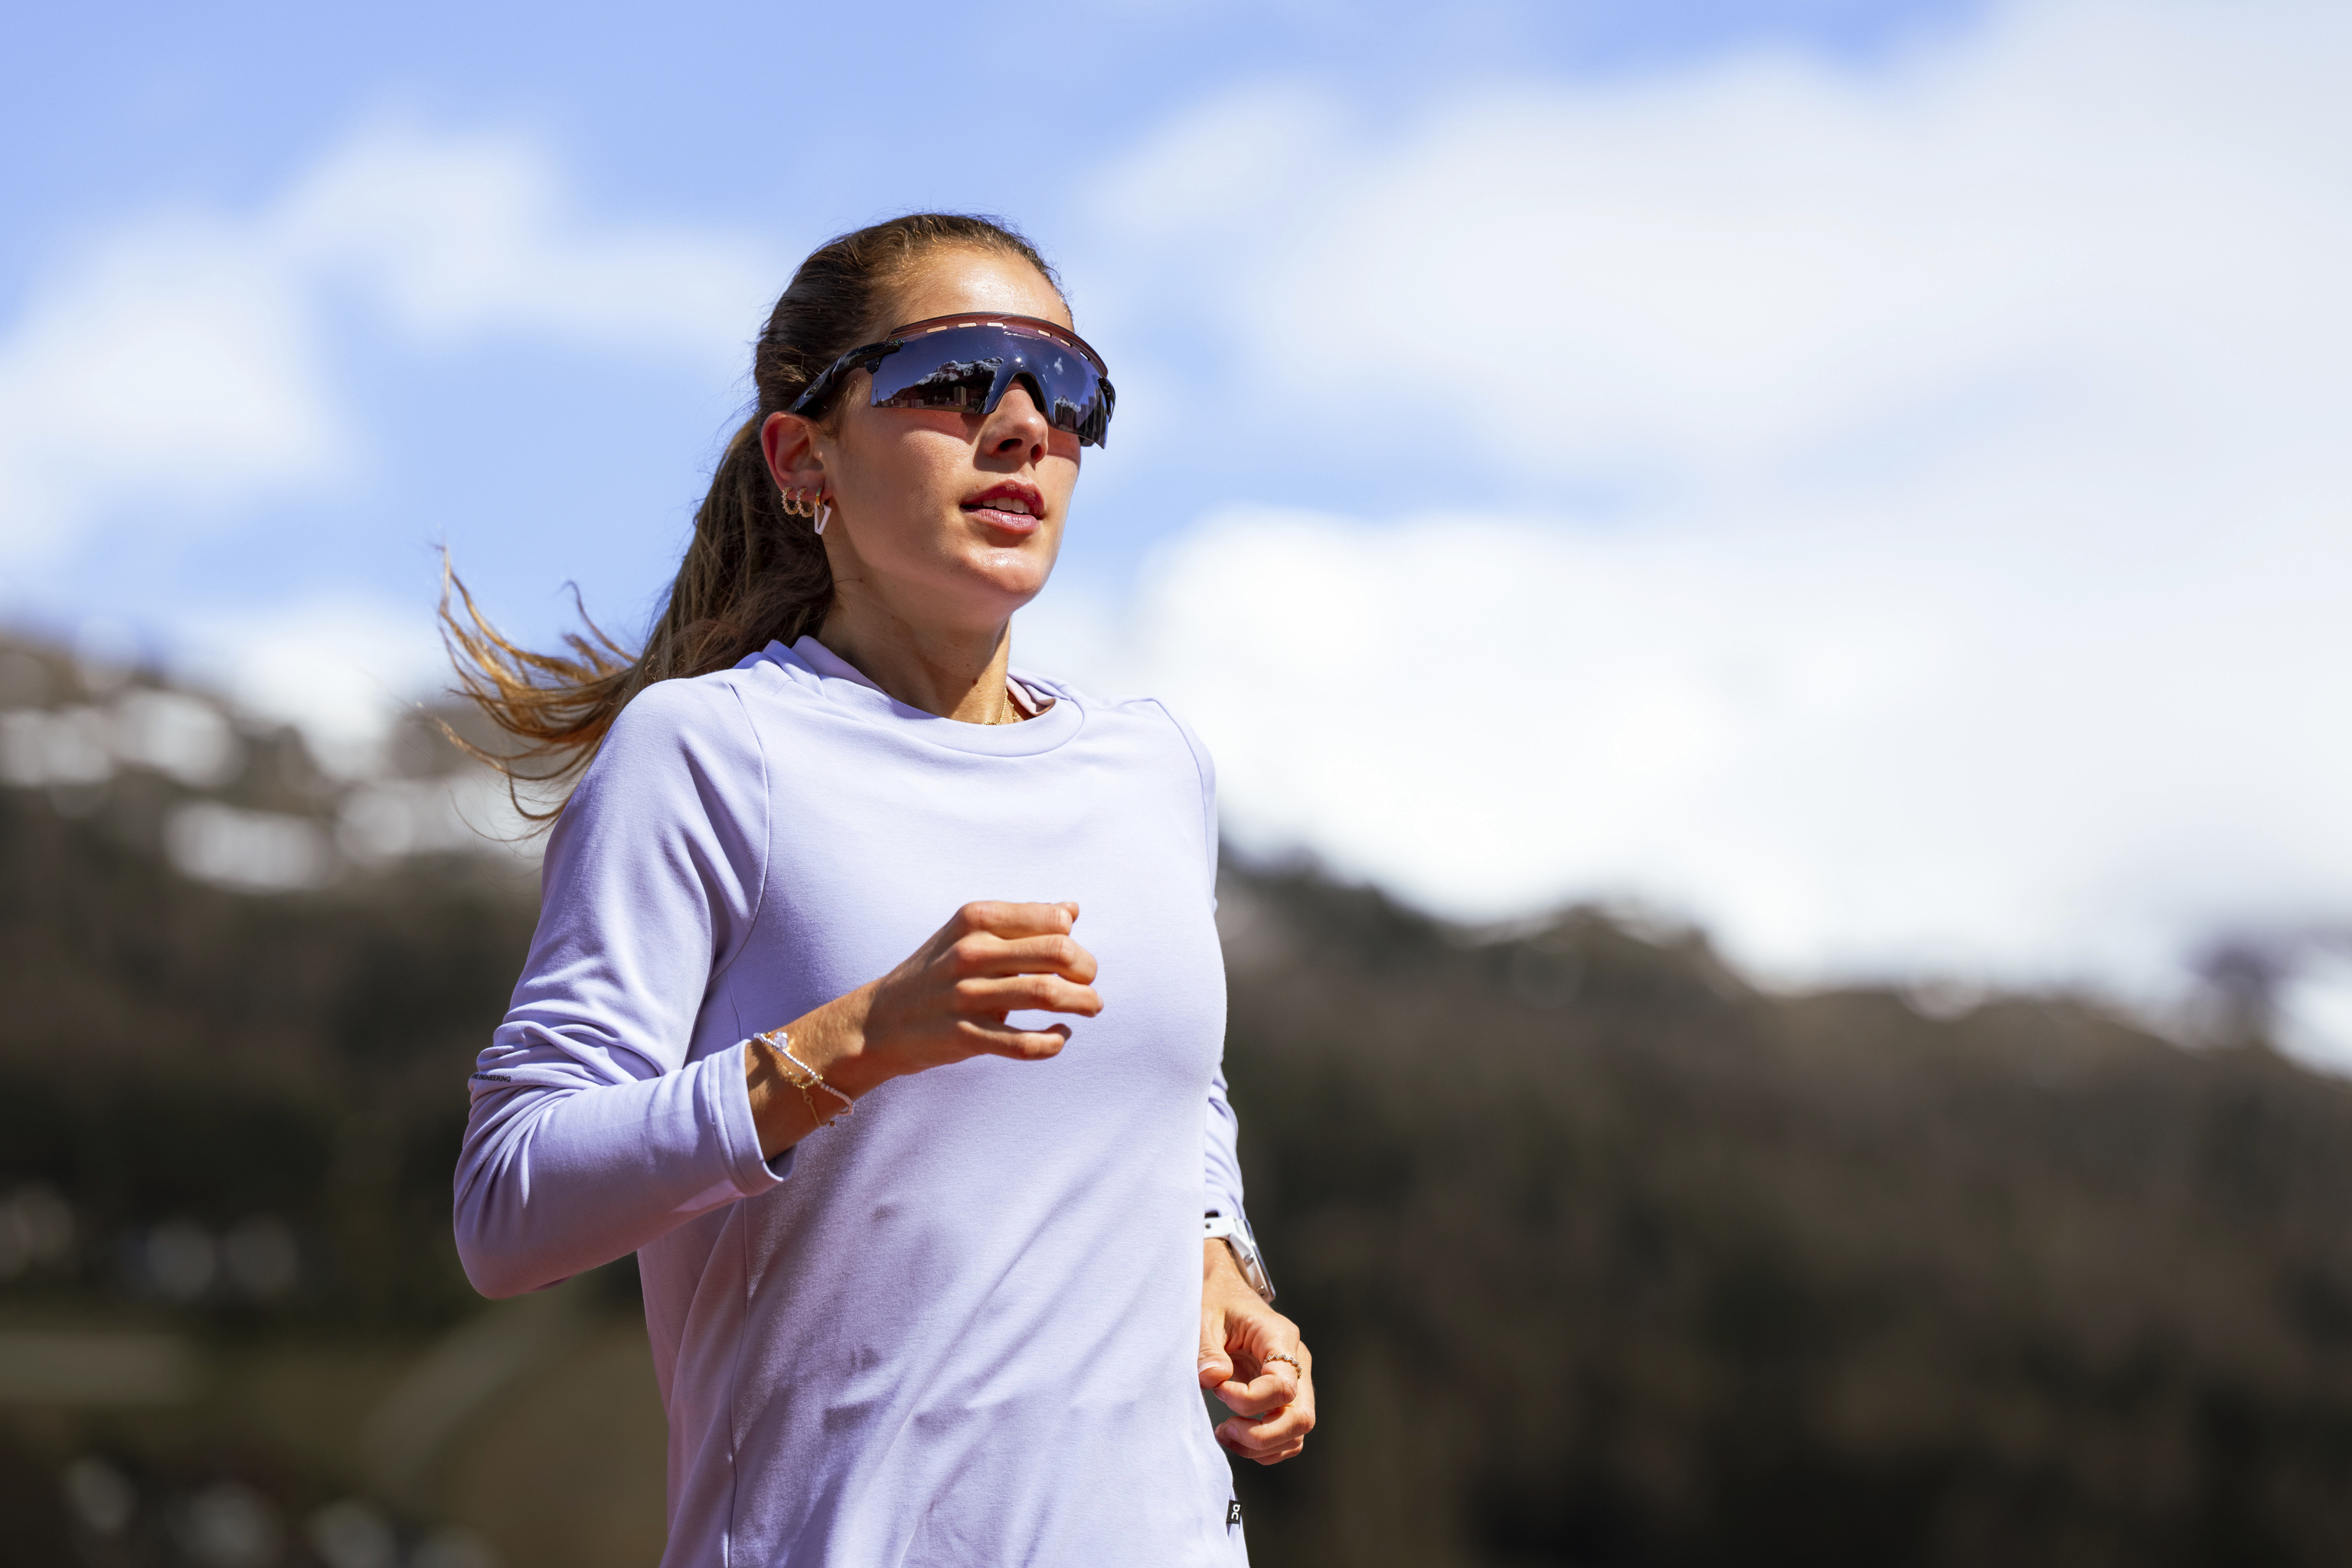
{"left": 760, "top": 410, "right": 826, "bottom": 494}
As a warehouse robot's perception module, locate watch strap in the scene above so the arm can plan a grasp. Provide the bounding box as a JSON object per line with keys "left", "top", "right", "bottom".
{"left": 1202, "top": 1211, "right": 1275, "bottom": 1302}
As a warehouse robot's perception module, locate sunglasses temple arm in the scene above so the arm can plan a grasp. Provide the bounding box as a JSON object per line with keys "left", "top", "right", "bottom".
{"left": 787, "top": 340, "right": 899, "bottom": 418}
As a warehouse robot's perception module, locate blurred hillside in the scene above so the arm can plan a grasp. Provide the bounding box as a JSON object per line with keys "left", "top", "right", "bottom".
{"left": 1219, "top": 876, "right": 2352, "bottom": 1566}
{"left": 5, "top": 631, "right": 2352, "bottom": 1566}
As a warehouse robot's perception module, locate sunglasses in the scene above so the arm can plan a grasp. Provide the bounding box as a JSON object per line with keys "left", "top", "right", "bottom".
{"left": 785, "top": 312, "right": 1116, "bottom": 448}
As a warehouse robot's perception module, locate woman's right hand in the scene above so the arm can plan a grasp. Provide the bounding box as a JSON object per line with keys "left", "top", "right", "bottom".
{"left": 747, "top": 901, "right": 1100, "bottom": 1155}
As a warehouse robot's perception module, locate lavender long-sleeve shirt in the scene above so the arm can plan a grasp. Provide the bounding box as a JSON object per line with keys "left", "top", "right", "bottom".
{"left": 453, "top": 637, "right": 1255, "bottom": 1566}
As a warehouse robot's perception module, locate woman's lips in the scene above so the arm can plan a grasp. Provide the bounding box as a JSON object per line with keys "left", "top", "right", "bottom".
{"left": 962, "top": 495, "right": 1044, "bottom": 533}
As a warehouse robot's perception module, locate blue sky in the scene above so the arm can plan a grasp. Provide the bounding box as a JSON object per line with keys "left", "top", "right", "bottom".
{"left": 4, "top": 0, "right": 1980, "bottom": 240}
{"left": 6, "top": 0, "right": 2350, "bottom": 1049}
{"left": 0, "top": 0, "right": 1983, "bottom": 644}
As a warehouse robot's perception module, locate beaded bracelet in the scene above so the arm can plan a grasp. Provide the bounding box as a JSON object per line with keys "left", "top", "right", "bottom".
{"left": 753, "top": 1029, "right": 854, "bottom": 1126}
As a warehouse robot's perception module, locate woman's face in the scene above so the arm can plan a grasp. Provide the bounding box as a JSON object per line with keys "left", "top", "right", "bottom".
{"left": 764, "top": 247, "right": 1086, "bottom": 643}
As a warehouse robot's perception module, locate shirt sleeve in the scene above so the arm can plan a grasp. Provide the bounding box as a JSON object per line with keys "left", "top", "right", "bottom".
{"left": 1204, "top": 1063, "right": 1249, "bottom": 1226}
{"left": 452, "top": 678, "right": 782, "bottom": 1299}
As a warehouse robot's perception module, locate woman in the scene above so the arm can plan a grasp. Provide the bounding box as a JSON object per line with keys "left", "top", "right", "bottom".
{"left": 448, "top": 213, "right": 1312, "bottom": 1566}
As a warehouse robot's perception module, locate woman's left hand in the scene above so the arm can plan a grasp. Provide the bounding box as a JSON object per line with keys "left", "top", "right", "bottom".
{"left": 1199, "top": 1240, "right": 1316, "bottom": 1464}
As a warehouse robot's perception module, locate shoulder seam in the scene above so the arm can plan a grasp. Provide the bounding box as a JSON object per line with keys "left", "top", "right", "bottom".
{"left": 706, "top": 678, "right": 772, "bottom": 1004}
{"left": 605, "top": 667, "right": 754, "bottom": 733}
{"left": 1135, "top": 695, "right": 1209, "bottom": 800}
{"left": 1137, "top": 697, "right": 1219, "bottom": 893}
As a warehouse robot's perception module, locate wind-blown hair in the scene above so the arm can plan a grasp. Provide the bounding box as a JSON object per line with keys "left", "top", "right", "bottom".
{"left": 440, "top": 213, "right": 1063, "bottom": 820}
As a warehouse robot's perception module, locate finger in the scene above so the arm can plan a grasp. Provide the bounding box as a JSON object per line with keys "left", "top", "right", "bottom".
{"left": 1199, "top": 1307, "right": 1234, "bottom": 1389}
{"left": 1216, "top": 1410, "right": 1311, "bottom": 1462}
{"left": 1218, "top": 1432, "right": 1306, "bottom": 1465}
{"left": 949, "top": 933, "right": 1099, "bottom": 984}
{"left": 949, "top": 900, "right": 1080, "bottom": 941}
{"left": 1214, "top": 1367, "right": 1299, "bottom": 1416}
{"left": 959, "top": 1021, "right": 1071, "bottom": 1061}
{"left": 954, "top": 975, "right": 1103, "bottom": 1018}
{"left": 1220, "top": 1382, "right": 1316, "bottom": 1448}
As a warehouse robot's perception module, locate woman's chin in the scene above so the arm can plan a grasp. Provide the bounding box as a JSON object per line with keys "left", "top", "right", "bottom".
{"left": 958, "top": 546, "right": 1057, "bottom": 603}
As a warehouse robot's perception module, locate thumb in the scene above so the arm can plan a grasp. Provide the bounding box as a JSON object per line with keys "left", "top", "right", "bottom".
{"left": 1198, "top": 1305, "right": 1233, "bottom": 1388}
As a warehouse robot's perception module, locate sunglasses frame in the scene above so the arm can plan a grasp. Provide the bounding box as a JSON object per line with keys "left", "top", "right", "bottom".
{"left": 783, "top": 312, "right": 1116, "bottom": 446}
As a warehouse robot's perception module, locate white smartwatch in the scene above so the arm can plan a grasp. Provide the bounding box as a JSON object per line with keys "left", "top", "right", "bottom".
{"left": 1203, "top": 1210, "right": 1275, "bottom": 1302}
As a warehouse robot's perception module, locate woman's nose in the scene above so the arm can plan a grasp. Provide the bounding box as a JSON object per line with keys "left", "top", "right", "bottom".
{"left": 983, "top": 384, "right": 1050, "bottom": 462}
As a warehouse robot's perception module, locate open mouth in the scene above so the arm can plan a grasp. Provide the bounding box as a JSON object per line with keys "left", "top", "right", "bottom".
{"left": 962, "top": 487, "right": 1044, "bottom": 530}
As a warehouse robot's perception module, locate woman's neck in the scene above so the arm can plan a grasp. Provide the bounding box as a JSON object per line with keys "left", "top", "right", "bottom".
{"left": 814, "top": 601, "right": 1018, "bottom": 724}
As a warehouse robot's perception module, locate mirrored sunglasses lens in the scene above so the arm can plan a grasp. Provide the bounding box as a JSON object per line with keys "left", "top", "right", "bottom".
{"left": 868, "top": 325, "right": 1110, "bottom": 446}
{"left": 870, "top": 337, "right": 1001, "bottom": 415}
{"left": 1027, "top": 348, "right": 1109, "bottom": 445}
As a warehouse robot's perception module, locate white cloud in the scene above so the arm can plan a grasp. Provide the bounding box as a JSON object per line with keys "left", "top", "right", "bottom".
{"left": 271, "top": 129, "right": 776, "bottom": 351}
{"left": 0, "top": 123, "right": 777, "bottom": 564}
{"left": 0, "top": 215, "right": 348, "bottom": 563}
{"left": 1030, "top": 498, "right": 2352, "bottom": 996}
{"left": 171, "top": 594, "right": 455, "bottom": 775}
{"left": 1039, "top": 0, "right": 2352, "bottom": 996}
{"left": 1096, "top": 0, "right": 2352, "bottom": 493}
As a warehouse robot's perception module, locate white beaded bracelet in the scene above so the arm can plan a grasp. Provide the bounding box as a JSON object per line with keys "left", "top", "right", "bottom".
{"left": 753, "top": 1029, "right": 854, "bottom": 1124}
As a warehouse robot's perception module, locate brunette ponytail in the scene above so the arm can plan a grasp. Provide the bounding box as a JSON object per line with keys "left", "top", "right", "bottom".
{"left": 441, "top": 213, "right": 1063, "bottom": 820}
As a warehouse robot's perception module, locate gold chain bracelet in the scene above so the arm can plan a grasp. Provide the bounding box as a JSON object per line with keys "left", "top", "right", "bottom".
{"left": 753, "top": 1029, "right": 854, "bottom": 1127}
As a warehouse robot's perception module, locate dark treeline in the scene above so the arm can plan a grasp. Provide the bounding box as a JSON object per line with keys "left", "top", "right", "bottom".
{"left": 6, "top": 647, "right": 2352, "bottom": 1565}
{"left": 0, "top": 792, "right": 528, "bottom": 1341}
{"left": 1220, "top": 871, "right": 2352, "bottom": 1566}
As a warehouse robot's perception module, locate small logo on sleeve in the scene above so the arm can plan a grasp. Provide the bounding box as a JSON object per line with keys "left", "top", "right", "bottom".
{"left": 1227, "top": 1500, "right": 1243, "bottom": 1528}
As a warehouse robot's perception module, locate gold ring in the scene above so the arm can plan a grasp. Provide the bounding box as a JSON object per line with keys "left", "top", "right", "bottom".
{"left": 1263, "top": 1351, "right": 1302, "bottom": 1374}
